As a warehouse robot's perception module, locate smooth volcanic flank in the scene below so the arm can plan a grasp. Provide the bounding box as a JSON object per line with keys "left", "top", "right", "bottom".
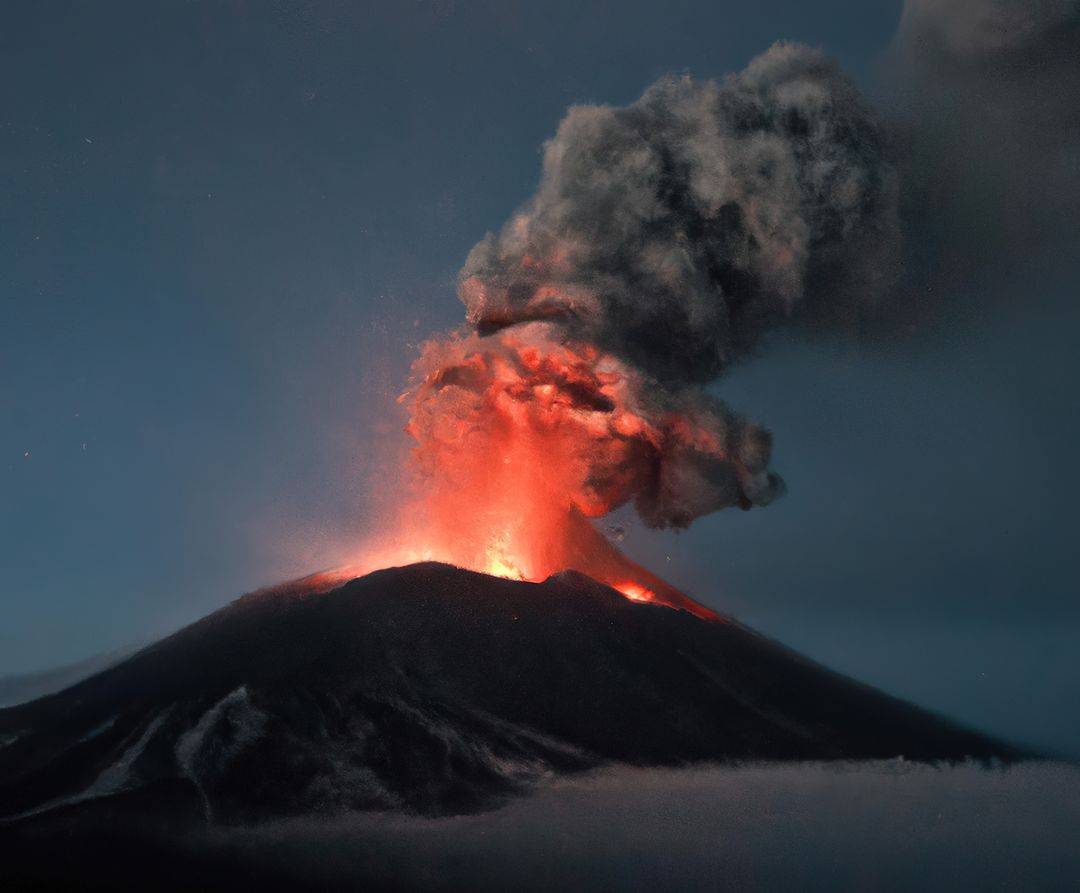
{"left": 0, "top": 563, "right": 1024, "bottom": 829}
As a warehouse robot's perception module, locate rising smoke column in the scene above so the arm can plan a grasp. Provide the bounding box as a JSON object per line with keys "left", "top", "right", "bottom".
{"left": 398, "top": 42, "right": 900, "bottom": 589}
{"left": 459, "top": 43, "right": 899, "bottom": 390}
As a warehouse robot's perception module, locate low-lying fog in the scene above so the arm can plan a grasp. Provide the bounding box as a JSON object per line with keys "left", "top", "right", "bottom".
{"left": 201, "top": 761, "right": 1080, "bottom": 891}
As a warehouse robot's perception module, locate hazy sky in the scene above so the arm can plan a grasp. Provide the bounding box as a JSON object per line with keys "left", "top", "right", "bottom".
{"left": 2, "top": 1, "right": 1077, "bottom": 755}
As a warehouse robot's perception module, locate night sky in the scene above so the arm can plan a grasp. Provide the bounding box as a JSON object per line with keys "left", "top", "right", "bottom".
{"left": 3, "top": 1, "right": 1078, "bottom": 756}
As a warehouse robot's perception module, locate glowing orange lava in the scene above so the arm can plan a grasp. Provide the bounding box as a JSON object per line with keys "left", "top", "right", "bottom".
{"left": 352, "top": 508, "right": 719, "bottom": 622}
{"left": 613, "top": 582, "right": 655, "bottom": 603}
{"left": 348, "top": 320, "right": 729, "bottom": 622}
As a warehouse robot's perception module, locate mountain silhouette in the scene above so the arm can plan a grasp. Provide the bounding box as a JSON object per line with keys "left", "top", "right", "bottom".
{"left": 0, "top": 562, "right": 1023, "bottom": 831}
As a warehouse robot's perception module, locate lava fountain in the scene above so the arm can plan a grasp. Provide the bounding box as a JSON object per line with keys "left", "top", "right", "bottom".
{"left": 353, "top": 43, "right": 899, "bottom": 618}
{"left": 393, "top": 324, "right": 773, "bottom": 620}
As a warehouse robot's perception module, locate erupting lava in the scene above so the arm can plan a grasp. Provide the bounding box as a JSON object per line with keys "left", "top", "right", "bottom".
{"left": 349, "top": 45, "right": 898, "bottom": 621}
{"left": 356, "top": 506, "right": 720, "bottom": 622}
{"left": 351, "top": 322, "right": 733, "bottom": 621}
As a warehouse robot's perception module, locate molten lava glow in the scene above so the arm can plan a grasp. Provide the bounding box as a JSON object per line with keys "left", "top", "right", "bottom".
{"left": 613, "top": 582, "right": 656, "bottom": 604}
{"left": 350, "top": 321, "right": 723, "bottom": 622}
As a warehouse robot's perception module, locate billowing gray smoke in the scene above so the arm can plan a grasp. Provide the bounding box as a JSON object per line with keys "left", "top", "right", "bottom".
{"left": 407, "top": 43, "right": 900, "bottom": 533}
{"left": 459, "top": 41, "right": 900, "bottom": 387}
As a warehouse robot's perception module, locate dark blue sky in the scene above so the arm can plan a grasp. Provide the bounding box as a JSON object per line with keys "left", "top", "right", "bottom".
{"left": 3, "top": 1, "right": 1078, "bottom": 755}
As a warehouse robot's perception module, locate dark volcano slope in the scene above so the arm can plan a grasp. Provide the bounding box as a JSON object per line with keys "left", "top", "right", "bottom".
{"left": 0, "top": 563, "right": 1021, "bottom": 827}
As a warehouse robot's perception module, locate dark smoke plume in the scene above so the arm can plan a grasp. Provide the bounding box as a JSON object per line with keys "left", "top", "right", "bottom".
{"left": 408, "top": 42, "right": 900, "bottom": 531}
{"left": 888, "top": 0, "right": 1080, "bottom": 282}
{"left": 459, "top": 41, "right": 900, "bottom": 387}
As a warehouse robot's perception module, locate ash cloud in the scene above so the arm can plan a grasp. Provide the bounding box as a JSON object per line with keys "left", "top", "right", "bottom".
{"left": 410, "top": 43, "right": 900, "bottom": 530}
{"left": 460, "top": 42, "right": 900, "bottom": 387}
{"left": 886, "top": 0, "right": 1080, "bottom": 287}
{"left": 410, "top": 3, "right": 1077, "bottom": 535}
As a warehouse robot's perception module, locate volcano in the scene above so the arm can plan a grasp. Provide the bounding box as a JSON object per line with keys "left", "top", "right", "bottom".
{"left": 0, "top": 563, "right": 1022, "bottom": 832}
